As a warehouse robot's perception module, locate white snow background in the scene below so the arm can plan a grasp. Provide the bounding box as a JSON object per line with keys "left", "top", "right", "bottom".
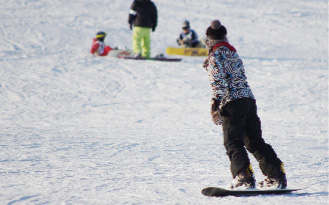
{"left": 0, "top": 0, "right": 328, "bottom": 204}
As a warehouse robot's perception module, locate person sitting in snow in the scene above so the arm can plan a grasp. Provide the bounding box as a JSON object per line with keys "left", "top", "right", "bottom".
{"left": 177, "top": 20, "right": 205, "bottom": 48}
{"left": 90, "top": 31, "right": 113, "bottom": 56}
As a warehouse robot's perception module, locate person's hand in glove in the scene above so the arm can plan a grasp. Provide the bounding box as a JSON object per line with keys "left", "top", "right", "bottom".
{"left": 211, "top": 98, "right": 223, "bottom": 125}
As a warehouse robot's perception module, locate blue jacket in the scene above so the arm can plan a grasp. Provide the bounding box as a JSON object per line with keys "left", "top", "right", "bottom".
{"left": 177, "top": 29, "right": 199, "bottom": 47}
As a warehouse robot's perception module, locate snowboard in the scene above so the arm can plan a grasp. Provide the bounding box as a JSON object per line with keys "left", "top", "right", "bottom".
{"left": 166, "top": 47, "right": 208, "bottom": 56}
{"left": 108, "top": 49, "right": 182, "bottom": 62}
{"left": 202, "top": 187, "right": 301, "bottom": 197}
{"left": 121, "top": 56, "right": 182, "bottom": 62}
{"left": 107, "top": 49, "right": 134, "bottom": 58}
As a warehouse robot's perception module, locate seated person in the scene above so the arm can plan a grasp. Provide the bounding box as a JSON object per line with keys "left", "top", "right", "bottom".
{"left": 177, "top": 20, "right": 199, "bottom": 48}
{"left": 90, "top": 31, "right": 113, "bottom": 56}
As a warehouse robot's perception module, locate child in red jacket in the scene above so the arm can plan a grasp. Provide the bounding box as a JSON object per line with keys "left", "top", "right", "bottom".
{"left": 90, "top": 31, "right": 112, "bottom": 56}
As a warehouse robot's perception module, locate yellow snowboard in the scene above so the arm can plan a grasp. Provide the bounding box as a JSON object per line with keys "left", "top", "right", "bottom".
{"left": 166, "top": 47, "right": 208, "bottom": 56}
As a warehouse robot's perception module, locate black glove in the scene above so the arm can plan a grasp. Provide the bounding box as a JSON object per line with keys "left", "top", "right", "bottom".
{"left": 130, "top": 24, "right": 133, "bottom": 30}
{"left": 177, "top": 39, "right": 181, "bottom": 46}
{"left": 183, "top": 40, "right": 189, "bottom": 46}
{"left": 152, "top": 27, "right": 156, "bottom": 32}
{"left": 211, "top": 98, "right": 220, "bottom": 111}
{"left": 211, "top": 98, "right": 223, "bottom": 125}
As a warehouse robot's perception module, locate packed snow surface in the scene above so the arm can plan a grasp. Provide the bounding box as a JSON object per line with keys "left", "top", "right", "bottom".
{"left": 0, "top": 0, "right": 328, "bottom": 204}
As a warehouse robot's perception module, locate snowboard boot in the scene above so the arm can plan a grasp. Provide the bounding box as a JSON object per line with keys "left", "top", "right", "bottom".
{"left": 259, "top": 163, "right": 287, "bottom": 189}
{"left": 134, "top": 52, "right": 141, "bottom": 57}
{"left": 258, "top": 175, "right": 287, "bottom": 189}
{"left": 229, "top": 165, "right": 256, "bottom": 189}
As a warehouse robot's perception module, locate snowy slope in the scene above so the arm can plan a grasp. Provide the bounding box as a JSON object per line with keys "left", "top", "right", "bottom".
{"left": 0, "top": 0, "right": 328, "bottom": 204}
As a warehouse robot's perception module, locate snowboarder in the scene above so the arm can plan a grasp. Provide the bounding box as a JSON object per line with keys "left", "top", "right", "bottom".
{"left": 203, "top": 19, "right": 287, "bottom": 189}
{"left": 177, "top": 20, "right": 205, "bottom": 48}
{"left": 128, "top": 0, "right": 158, "bottom": 58}
{"left": 177, "top": 20, "right": 199, "bottom": 48}
{"left": 90, "top": 31, "right": 113, "bottom": 56}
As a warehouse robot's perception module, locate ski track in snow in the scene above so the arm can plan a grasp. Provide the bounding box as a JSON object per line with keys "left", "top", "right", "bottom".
{"left": 0, "top": 0, "right": 328, "bottom": 204}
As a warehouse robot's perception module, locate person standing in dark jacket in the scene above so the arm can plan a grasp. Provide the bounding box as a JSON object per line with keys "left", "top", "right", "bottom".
{"left": 203, "top": 19, "right": 287, "bottom": 189}
{"left": 128, "top": 0, "right": 157, "bottom": 58}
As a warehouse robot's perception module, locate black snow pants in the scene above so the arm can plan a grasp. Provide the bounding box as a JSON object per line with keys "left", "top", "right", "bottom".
{"left": 220, "top": 98, "right": 283, "bottom": 178}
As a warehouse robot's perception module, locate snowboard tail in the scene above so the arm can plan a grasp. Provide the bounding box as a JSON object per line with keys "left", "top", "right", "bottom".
{"left": 166, "top": 47, "right": 208, "bottom": 56}
{"left": 107, "top": 49, "right": 134, "bottom": 58}
{"left": 202, "top": 187, "right": 301, "bottom": 197}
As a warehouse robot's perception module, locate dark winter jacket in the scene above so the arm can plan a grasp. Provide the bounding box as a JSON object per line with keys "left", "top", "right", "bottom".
{"left": 128, "top": 0, "right": 158, "bottom": 31}
{"left": 178, "top": 29, "right": 199, "bottom": 47}
{"left": 203, "top": 42, "right": 255, "bottom": 108}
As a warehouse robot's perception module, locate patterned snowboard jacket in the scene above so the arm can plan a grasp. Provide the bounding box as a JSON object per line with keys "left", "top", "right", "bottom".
{"left": 203, "top": 42, "right": 254, "bottom": 109}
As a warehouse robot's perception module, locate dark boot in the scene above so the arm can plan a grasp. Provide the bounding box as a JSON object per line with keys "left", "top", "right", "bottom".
{"left": 258, "top": 163, "right": 287, "bottom": 189}
{"left": 229, "top": 165, "right": 256, "bottom": 189}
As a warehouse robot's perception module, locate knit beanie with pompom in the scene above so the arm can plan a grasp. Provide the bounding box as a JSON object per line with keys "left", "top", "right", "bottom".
{"left": 205, "top": 20, "right": 228, "bottom": 47}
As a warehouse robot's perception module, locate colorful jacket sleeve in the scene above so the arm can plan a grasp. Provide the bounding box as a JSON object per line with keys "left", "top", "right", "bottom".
{"left": 203, "top": 51, "right": 227, "bottom": 102}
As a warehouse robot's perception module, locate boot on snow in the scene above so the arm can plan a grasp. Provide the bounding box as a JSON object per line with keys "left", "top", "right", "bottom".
{"left": 229, "top": 166, "right": 256, "bottom": 189}
{"left": 259, "top": 163, "right": 287, "bottom": 189}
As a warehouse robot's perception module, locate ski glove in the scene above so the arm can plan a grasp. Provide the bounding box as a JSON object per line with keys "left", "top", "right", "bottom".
{"left": 152, "top": 26, "right": 156, "bottom": 32}
{"left": 211, "top": 98, "right": 223, "bottom": 125}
